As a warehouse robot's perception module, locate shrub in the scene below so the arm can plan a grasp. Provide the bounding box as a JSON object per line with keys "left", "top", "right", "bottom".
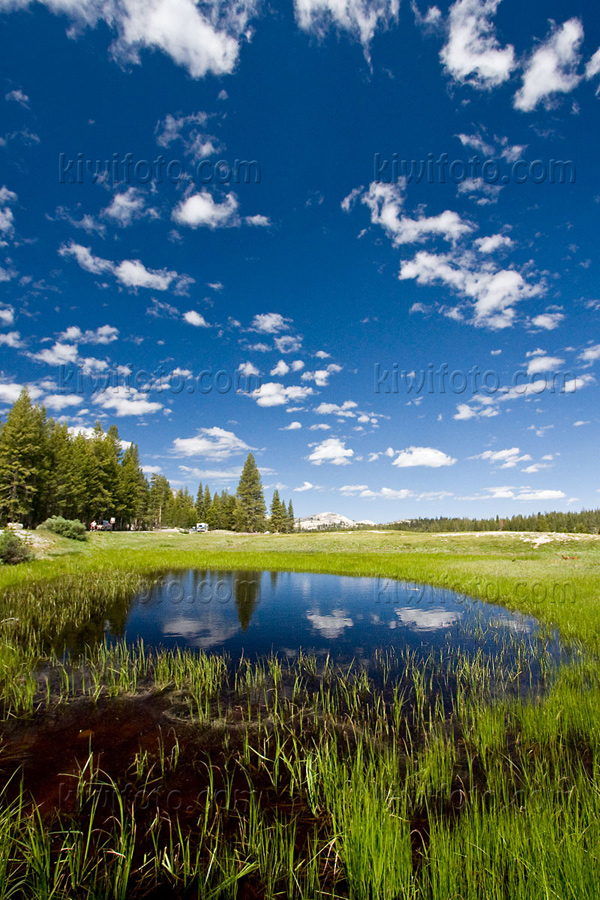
{"left": 0, "top": 530, "right": 32, "bottom": 565}
{"left": 40, "top": 516, "right": 88, "bottom": 541}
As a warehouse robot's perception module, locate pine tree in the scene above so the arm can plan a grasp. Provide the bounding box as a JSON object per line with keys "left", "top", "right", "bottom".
{"left": 0, "top": 389, "right": 46, "bottom": 526}
{"left": 270, "top": 489, "right": 285, "bottom": 532}
{"left": 148, "top": 474, "right": 171, "bottom": 527}
{"left": 195, "top": 483, "right": 204, "bottom": 521}
{"left": 286, "top": 499, "right": 295, "bottom": 533}
{"left": 235, "top": 453, "right": 266, "bottom": 532}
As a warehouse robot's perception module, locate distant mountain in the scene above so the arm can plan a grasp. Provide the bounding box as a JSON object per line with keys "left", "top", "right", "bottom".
{"left": 296, "top": 511, "right": 376, "bottom": 531}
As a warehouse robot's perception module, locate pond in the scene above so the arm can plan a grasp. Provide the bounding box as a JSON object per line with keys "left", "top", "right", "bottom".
{"left": 100, "top": 569, "right": 563, "bottom": 668}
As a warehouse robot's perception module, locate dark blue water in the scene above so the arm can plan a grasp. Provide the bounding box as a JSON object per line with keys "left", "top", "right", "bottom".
{"left": 102, "top": 569, "right": 560, "bottom": 665}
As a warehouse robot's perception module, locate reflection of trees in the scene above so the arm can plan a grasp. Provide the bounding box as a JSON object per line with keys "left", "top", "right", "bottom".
{"left": 234, "top": 571, "right": 262, "bottom": 631}
{"left": 270, "top": 571, "right": 279, "bottom": 591}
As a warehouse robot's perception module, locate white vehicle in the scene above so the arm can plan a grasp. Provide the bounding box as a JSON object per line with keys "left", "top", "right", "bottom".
{"left": 196, "top": 522, "right": 209, "bottom": 533}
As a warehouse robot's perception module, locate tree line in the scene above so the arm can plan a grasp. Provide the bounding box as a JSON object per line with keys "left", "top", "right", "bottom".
{"left": 381, "top": 510, "right": 600, "bottom": 535}
{"left": 0, "top": 390, "right": 295, "bottom": 532}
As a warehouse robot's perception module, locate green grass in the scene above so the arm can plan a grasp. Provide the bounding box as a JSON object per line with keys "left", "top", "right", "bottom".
{"left": 0, "top": 529, "right": 599, "bottom": 898}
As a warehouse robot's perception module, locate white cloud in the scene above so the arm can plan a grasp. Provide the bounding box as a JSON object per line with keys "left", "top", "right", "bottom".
{"left": 308, "top": 437, "right": 354, "bottom": 466}
{"left": 294, "top": 481, "right": 316, "bottom": 492}
{"left": 5, "top": 88, "right": 29, "bottom": 107}
{"left": 282, "top": 421, "right": 302, "bottom": 430}
{"left": 250, "top": 382, "right": 314, "bottom": 408}
{"left": 291, "top": 360, "right": 305, "bottom": 371}
{"left": 514, "top": 18, "right": 584, "bottom": 112}
{"left": 173, "top": 191, "right": 239, "bottom": 228}
{"left": 455, "top": 132, "right": 495, "bottom": 155}
{"left": 301, "top": 365, "right": 340, "bottom": 387}
{"left": 0, "top": 331, "right": 23, "bottom": 348}
{"left": 475, "top": 234, "right": 513, "bottom": 253}
{"left": 309, "top": 423, "right": 331, "bottom": 431}
{"left": 115, "top": 258, "right": 179, "bottom": 291}
{"left": 586, "top": 47, "right": 600, "bottom": 80}
{"left": 238, "top": 361, "right": 260, "bottom": 377}
{"left": 399, "top": 249, "right": 543, "bottom": 330}
{"left": 102, "top": 187, "right": 155, "bottom": 227}
{"left": 59, "top": 324, "right": 119, "bottom": 344}
{"left": 472, "top": 447, "right": 532, "bottom": 468}
{"left": 349, "top": 181, "right": 472, "bottom": 245}
{"left": 275, "top": 334, "right": 302, "bottom": 354}
{"left": 314, "top": 400, "right": 358, "bottom": 417}
{"left": 59, "top": 241, "right": 114, "bottom": 275}
{"left": 270, "top": 360, "right": 290, "bottom": 376}
{"left": 441, "top": 0, "right": 516, "bottom": 90}
{"left": 94, "top": 385, "right": 163, "bottom": 417}
{"left": 517, "top": 489, "right": 566, "bottom": 501}
{"left": 315, "top": 350, "right": 330, "bottom": 359}
{"left": 183, "top": 310, "right": 210, "bottom": 327}
{"left": 0, "top": 304, "right": 15, "bottom": 326}
{"left": 32, "top": 342, "right": 79, "bottom": 366}
{"left": 59, "top": 241, "right": 191, "bottom": 293}
{"left": 0, "top": 0, "right": 258, "bottom": 79}
{"left": 43, "top": 394, "right": 84, "bottom": 411}
{"left": 392, "top": 446, "right": 456, "bottom": 468}
{"left": 250, "top": 313, "right": 291, "bottom": 334}
{"left": 155, "top": 111, "right": 219, "bottom": 160}
{"left": 578, "top": 344, "right": 600, "bottom": 366}
{"left": 530, "top": 311, "right": 565, "bottom": 330}
{"left": 173, "top": 426, "right": 251, "bottom": 459}
{"left": 245, "top": 213, "right": 271, "bottom": 227}
{"left": 525, "top": 355, "right": 565, "bottom": 375}
{"left": 294, "top": 0, "right": 399, "bottom": 59}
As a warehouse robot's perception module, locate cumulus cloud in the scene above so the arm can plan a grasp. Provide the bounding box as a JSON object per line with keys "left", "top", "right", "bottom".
{"left": 270, "top": 360, "right": 290, "bottom": 376}
{"left": 183, "top": 310, "right": 210, "bottom": 327}
{"left": 524, "top": 354, "right": 565, "bottom": 375}
{"left": 399, "top": 249, "right": 543, "bottom": 330}
{"left": 93, "top": 385, "right": 163, "bottom": 417}
{"left": 440, "top": 0, "right": 516, "bottom": 90}
{"left": 250, "top": 382, "right": 314, "bottom": 408}
{"left": 345, "top": 181, "right": 472, "bottom": 245}
{"left": 59, "top": 324, "right": 119, "bottom": 344}
{"left": 314, "top": 400, "right": 358, "bottom": 417}
{"left": 102, "top": 187, "right": 156, "bottom": 227}
{"left": 578, "top": 344, "right": 600, "bottom": 366}
{"left": 251, "top": 313, "right": 291, "bottom": 334}
{"left": 172, "top": 191, "right": 239, "bottom": 228}
{"left": 281, "top": 421, "right": 302, "bottom": 430}
{"left": 173, "top": 426, "right": 251, "bottom": 459}
{"left": 392, "top": 446, "right": 456, "bottom": 468}
{"left": 59, "top": 241, "right": 192, "bottom": 293}
{"left": 514, "top": 18, "right": 584, "bottom": 112}
{"left": 530, "top": 311, "right": 565, "bottom": 330}
{"left": 308, "top": 437, "right": 354, "bottom": 466}
{"left": 0, "top": 331, "right": 24, "bottom": 348}
{"left": 238, "top": 361, "right": 260, "bottom": 377}
{"left": 471, "top": 447, "right": 532, "bottom": 468}
{"left": 0, "top": 0, "right": 259, "bottom": 79}
{"left": 155, "top": 111, "right": 219, "bottom": 160}
{"left": 474, "top": 234, "right": 513, "bottom": 254}
{"left": 275, "top": 335, "right": 303, "bottom": 354}
{"left": 294, "top": 0, "right": 399, "bottom": 59}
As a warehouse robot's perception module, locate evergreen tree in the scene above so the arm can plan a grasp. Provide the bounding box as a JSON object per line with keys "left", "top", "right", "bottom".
{"left": 235, "top": 453, "right": 266, "bottom": 532}
{"left": 0, "top": 390, "right": 46, "bottom": 526}
{"left": 206, "top": 491, "right": 222, "bottom": 529}
{"left": 195, "top": 483, "right": 204, "bottom": 521}
{"left": 270, "top": 489, "right": 285, "bottom": 532}
{"left": 148, "top": 474, "right": 171, "bottom": 527}
{"left": 286, "top": 499, "right": 295, "bottom": 533}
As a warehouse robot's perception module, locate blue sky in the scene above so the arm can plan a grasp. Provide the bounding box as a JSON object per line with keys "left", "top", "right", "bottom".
{"left": 0, "top": 0, "right": 599, "bottom": 521}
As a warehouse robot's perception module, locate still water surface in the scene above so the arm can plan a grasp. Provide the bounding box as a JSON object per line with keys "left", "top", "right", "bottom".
{"left": 100, "top": 569, "right": 562, "bottom": 666}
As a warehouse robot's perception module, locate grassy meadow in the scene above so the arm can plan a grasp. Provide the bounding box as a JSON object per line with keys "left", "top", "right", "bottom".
{"left": 0, "top": 528, "right": 599, "bottom": 898}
